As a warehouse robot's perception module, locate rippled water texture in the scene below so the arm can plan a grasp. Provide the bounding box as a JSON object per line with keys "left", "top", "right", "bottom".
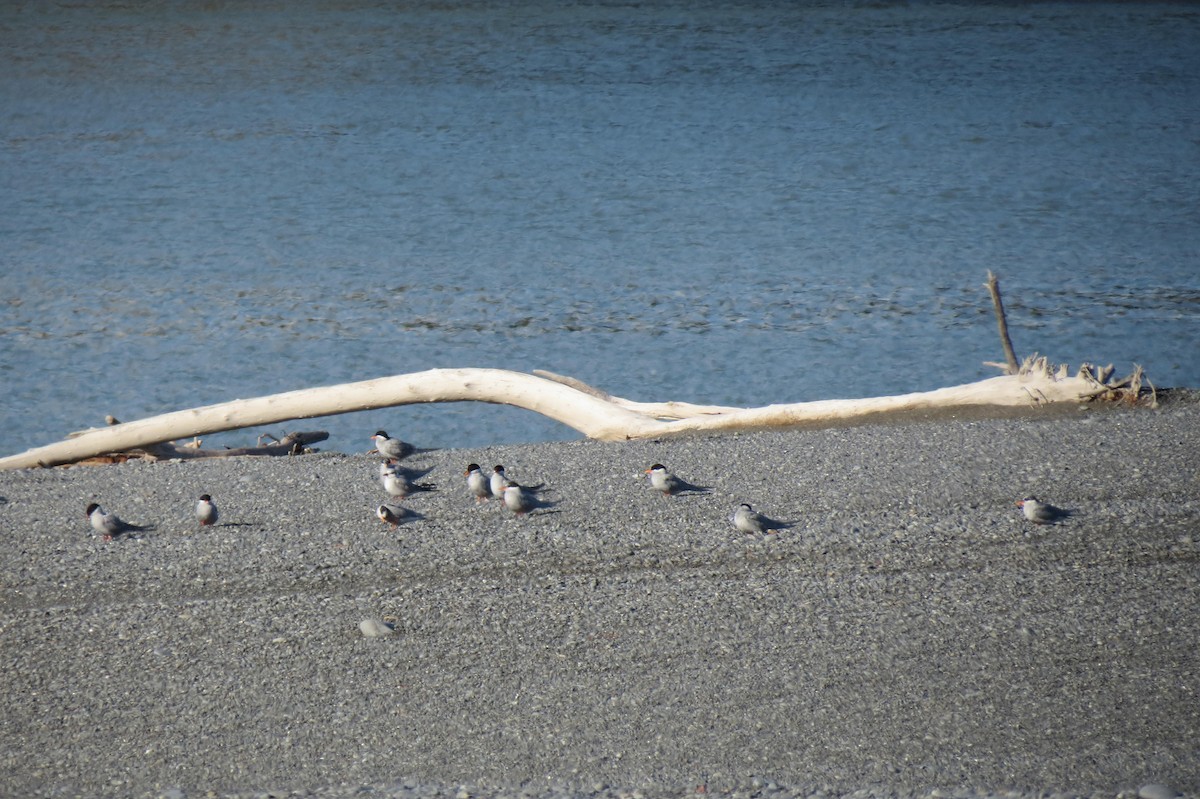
{"left": 2, "top": 2, "right": 1198, "bottom": 455}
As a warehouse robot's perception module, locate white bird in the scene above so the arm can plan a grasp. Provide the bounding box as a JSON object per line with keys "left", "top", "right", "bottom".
{"left": 501, "top": 480, "right": 552, "bottom": 516}
{"left": 1017, "top": 496, "right": 1070, "bottom": 525}
{"left": 371, "top": 430, "right": 414, "bottom": 461}
{"left": 644, "top": 463, "right": 710, "bottom": 497}
{"left": 376, "top": 503, "right": 422, "bottom": 528}
{"left": 489, "top": 465, "right": 508, "bottom": 499}
{"left": 465, "top": 463, "right": 491, "bottom": 503}
{"left": 380, "top": 462, "right": 435, "bottom": 499}
{"left": 732, "top": 503, "right": 791, "bottom": 535}
{"left": 86, "top": 502, "right": 151, "bottom": 540}
{"left": 380, "top": 469, "right": 410, "bottom": 499}
{"left": 377, "top": 459, "right": 395, "bottom": 480}
{"left": 379, "top": 457, "right": 432, "bottom": 482}
{"left": 195, "top": 494, "right": 218, "bottom": 527}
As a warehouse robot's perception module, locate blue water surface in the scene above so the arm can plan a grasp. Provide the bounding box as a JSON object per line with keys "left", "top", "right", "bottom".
{"left": 2, "top": 2, "right": 1197, "bottom": 456}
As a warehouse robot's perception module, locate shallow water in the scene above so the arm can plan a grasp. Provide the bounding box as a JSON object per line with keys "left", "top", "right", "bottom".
{"left": 2, "top": 2, "right": 1198, "bottom": 456}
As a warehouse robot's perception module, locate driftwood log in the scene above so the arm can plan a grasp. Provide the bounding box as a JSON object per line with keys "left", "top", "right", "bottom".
{"left": 0, "top": 273, "right": 1155, "bottom": 471}
{"left": 0, "top": 358, "right": 1154, "bottom": 471}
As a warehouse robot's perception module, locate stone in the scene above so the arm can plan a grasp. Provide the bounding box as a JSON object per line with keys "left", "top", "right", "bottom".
{"left": 358, "top": 618, "right": 396, "bottom": 638}
{"left": 1139, "top": 785, "right": 1179, "bottom": 799}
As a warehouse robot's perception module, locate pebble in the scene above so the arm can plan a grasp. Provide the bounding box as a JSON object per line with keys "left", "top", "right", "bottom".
{"left": 1139, "top": 786, "right": 1180, "bottom": 799}
{"left": 358, "top": 618, "right": 396, "bottom": 638}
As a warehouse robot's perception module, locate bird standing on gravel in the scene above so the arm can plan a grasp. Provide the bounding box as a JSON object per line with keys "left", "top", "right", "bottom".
{"left": 195, "top": 494, "right": 218, "bottom": 527}
{"left": 86, "top": 503, "right": 152, "bottom": 540}
{"left": 644, "top": 463, "right": 710, "bottom": 497}
{"left": 489, "top": 465, "right": 508, "bottom": 499}
{"left": 1017, "top": 496, "right": 1070, "bottom": 525}
{"left": 732, "top": 503, "right": 791, "bottom": 535}
{"left": 465, "top": 463, "right": 491, "bottom": 503}
{"left": 370, "top": 430, "right": 414, "bottom": 460}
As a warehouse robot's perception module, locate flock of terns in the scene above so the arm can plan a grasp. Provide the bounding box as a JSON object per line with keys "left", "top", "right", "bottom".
{"left": 83, "top": 428, "right": 1072, "bottom": 541}
{"left": 372, "top": 430, "right": 795, "bottom": 535}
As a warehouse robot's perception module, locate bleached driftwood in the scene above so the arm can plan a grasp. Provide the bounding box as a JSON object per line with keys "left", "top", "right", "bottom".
{"left": 0, "top": 359, "right": 1153, "bottom": 471}
{"left": 143, "top": 431, "right": 330, "bottom": 460}
{"left": 61, "top": 420, "right": 330, "bottom": 466}
{"left": 984, "top": 270, "right": 1020, "bottom": 375}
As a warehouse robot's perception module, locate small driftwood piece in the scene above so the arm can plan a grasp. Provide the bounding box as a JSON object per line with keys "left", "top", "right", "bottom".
{"left": 66, "top": 431, "right": 329, "bottom": 466}
{"left": 142, "top": 431, "right": 329, "bottom": 460}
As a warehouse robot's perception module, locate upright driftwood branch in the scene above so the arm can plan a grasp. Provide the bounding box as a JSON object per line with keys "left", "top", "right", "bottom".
{"left": 985, "top": 270, "right": 1021, "bottom": 374}
{"left": 0, "top": 363, "right": 1154, "bottom": 471}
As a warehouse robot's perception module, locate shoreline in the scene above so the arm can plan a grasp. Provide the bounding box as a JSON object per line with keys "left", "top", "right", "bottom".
{"left": 1, "top": 398, "right": 1197, "bottom": 798}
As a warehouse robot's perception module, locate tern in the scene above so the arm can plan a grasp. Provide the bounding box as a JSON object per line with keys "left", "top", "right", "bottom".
{"left": 465, "top": 463, "right": 491, "bottom": 503}
{"left": 732, "top": 503, "right": 791, "bottom": 535}
{"left": 1016, "top": 496, "right": 1071, "bottom": 525}
{"left": 380, "top": 462, "right": 435, "bottom": 499}
{"left": 371, "top": 430, "right": 414, "bottom": 461}
{"left": 489, "top": 465, "right": 508, "bottom": 499}
{"left": 644, "top": 463, "right": 711, "bottom": 497}
{"left": 86, "top": 503, "right": 152, "bottom": 540}
{"left": 376, "top": 503, "right": 422, "bottom": 528}
{"left": 501, "top": 480, "right": 553, "bottom": 516}
{"left": 195, "top": 494, "right": 219, "bottom": 527}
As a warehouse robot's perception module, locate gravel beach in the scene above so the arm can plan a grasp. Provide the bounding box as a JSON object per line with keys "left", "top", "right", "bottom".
{"left": 1, "top": 398, "right": 1197, "bottom": 799}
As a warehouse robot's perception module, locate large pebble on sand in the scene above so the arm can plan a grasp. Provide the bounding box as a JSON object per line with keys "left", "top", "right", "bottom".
{"left": 1139, "top": 785, "right": 1181, "bottom": 799}
{"left": 358, "top": 618, "right": 396, "bottom": 638}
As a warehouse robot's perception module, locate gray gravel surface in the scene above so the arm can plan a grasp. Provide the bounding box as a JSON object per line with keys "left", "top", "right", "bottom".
{"left": 1, "top": 398, "right": 1198, "bottom": 799}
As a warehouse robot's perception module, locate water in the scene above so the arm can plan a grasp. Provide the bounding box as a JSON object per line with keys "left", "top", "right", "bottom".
{"left": 2, "top": 2, "right": 1198, "bottom": 458}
